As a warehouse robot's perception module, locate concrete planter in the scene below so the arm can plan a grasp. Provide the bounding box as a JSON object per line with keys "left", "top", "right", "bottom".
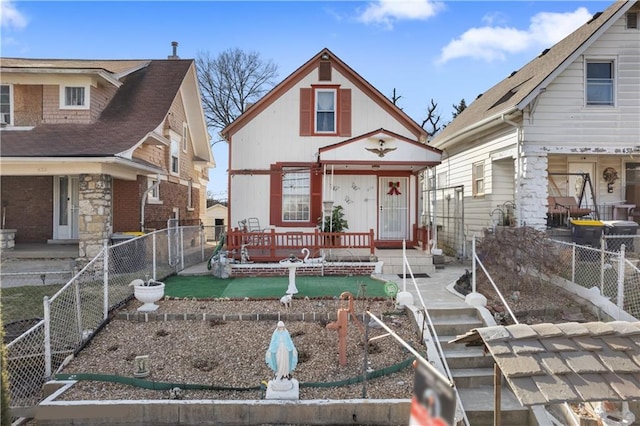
{"left": 133, "top": 281, "right": 165, "bottom": 312}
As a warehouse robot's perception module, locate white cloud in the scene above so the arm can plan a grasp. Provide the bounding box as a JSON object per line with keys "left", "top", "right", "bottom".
{"left": 357, "top": 0, "right": 444, "bottom": 30}
{"left": 1, "top": 0, "right": 28, "bottom": 30}
{"left": 438, "top": 7, "right": 593, "bottom": 64}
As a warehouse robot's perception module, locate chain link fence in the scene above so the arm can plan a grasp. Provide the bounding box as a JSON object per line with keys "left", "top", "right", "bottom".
{"left": 550, "top": 238, "right": 640, "bottom": 319}
{"left": 5, "top": 226, "right": 213, "bottom": 413}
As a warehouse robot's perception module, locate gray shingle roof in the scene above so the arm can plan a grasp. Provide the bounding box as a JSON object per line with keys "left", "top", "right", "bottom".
{"left": 0, "top": 59, "right": 193, "bottom": 157}
{"left": 451, "top": 321, "right": 640, "bottom": 406}
{"left": 431, "top": 0, "right": 632, "bottom": 146}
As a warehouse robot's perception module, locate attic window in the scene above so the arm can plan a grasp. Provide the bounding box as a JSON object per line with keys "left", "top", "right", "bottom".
{"left": 627, "top": 12, "right": 638, "bottom": 29}
{"left": 60, "top": 85, "right": 89, "bottom": 110}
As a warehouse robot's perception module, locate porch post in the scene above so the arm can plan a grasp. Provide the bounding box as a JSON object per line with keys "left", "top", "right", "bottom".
{"left": 78, "top": 174, "right": 113, "bottom": 260}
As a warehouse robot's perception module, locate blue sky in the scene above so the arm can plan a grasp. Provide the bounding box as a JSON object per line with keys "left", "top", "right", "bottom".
{"left": 1, "top": 0, "right": 612, "bottom": 200}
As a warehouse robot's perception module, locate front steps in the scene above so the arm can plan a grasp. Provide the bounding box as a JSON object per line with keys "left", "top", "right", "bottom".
{"left": 377, "top": 248, "right": 436, "bottom": 275}
{"left": 428, "top": 306, "right": 532, "bottom": 426}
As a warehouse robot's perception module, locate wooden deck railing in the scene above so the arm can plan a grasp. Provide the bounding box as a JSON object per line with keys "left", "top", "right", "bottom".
{"left": 226, "top": 228, "right": 375, "bottom": 262}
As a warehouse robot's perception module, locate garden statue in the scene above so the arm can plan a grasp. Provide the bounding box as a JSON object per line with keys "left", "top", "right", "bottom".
{"left": 265, "top": 321, "right": 298, "bottom": 380}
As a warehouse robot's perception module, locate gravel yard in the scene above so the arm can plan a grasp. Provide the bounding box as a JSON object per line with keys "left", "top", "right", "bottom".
{"left": 57, "top": 297, "right": 423, "bottom": 401}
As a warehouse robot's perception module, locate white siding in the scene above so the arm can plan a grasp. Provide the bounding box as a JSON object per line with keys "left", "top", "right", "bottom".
{"left": 527, "top": 16, "right": 640, "bottom": 149}
{"left": 433, "top": 125, "right": 518, "bottom": 236}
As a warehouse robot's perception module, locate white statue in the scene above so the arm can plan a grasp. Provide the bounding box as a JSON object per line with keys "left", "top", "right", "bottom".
{"left": 265, "top": 321, "right": 298, "bottom": 380}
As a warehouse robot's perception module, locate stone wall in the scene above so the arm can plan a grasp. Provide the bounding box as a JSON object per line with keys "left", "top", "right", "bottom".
{"left": 78, "top": 174, "right": 112, "bottom": 259}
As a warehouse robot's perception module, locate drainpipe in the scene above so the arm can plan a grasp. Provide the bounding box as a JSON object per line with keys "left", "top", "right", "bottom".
{"left": 501, "top": 114, "right": 522, "bottom": 227}
{"left": 140, "top": 175, "right": 161, "bottom": 232}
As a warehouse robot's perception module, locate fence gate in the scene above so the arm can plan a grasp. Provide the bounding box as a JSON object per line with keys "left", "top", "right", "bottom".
{"left": 424, "top": 185, "right": 465, "bottom": 258}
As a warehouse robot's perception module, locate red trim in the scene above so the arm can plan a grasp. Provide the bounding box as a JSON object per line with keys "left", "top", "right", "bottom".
{"left": 270, "top": 162, "right": 322, "bottom": 228}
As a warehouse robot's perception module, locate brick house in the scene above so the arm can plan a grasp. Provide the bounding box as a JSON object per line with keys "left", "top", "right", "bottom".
{"left": 0, "top": 53, "right": 214, "bottom": 258}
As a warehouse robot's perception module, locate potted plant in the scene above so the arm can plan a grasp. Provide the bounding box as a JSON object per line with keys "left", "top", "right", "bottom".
{"left": 129, "top": 278, "right": 165, "bottom": 312}
{"left": 318, "top": 205, "right": 349, "bottom": 246}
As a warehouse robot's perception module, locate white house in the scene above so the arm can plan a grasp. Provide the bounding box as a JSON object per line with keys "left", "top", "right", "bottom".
{"left": 428, "top": 0, "right": 640, "bottom": 255}
{"left": 221, "top": 48, "right": 442, "bottom": 259}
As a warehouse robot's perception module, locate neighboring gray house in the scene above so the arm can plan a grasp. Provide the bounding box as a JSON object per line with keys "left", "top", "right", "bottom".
{"left": 428, "top": 0, "right": 639, "bottom": 253}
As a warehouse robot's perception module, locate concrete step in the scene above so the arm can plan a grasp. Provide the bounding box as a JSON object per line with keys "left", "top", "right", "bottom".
{"left": 444, "top": 348, "right": 495, "bottom": 370}
{"left": 430, "top": 315, "right": 484, "bottom": 337}
{"left": 381, "top": 263, "right": 436, "bottom": 275}
{"left": 457, "top": 386, "right": 531, "bottom": 425}
{"left": 450, "top": 367, "right": 495, "bottom": 388}
{"left": 438, "top": 334, "right": 482, "bottom": 351}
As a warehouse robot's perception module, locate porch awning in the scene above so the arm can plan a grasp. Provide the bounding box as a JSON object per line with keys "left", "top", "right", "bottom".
{"left": 318, "top": 129, "right": 442, "bottom": 172}
{"left": 450, "top": 321, "right": 640, "bottom": 406}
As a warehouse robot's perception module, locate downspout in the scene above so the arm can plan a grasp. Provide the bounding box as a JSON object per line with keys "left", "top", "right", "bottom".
{"left": 501, "top": 114, "right": 522, "bottom": 227}
{"left": 140, "top": 175, "right": 161, "bottom": 232}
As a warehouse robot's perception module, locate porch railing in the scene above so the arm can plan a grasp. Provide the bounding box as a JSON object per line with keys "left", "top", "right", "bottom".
{"left": 226, "top": 228, "right": 375, "bottom": 262}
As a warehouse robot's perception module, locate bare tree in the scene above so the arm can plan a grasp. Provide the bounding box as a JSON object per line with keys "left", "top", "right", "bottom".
{"left": 390, "top": 88, "right": 402, "bottom": 108}
{"left": 452, "top": 98, "right": 467, "bottom": 119}
{"left": 420, "top": 98, "right": 441, "bottom": 137}
{"left": 196, "top": 48, "right": 278, "bottom": 141}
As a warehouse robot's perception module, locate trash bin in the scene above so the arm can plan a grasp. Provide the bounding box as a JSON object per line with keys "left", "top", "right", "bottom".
{"left": 570, "top": 219, "right": 604, "bottom": 248}
{"left": 110, "top": 232, "right": 146, "bottom": 271}
{"left": 603, "top": 220, "right": 638, "bottom": 251}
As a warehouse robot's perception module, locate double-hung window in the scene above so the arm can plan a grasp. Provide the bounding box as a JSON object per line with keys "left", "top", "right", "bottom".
{"left": 282, "top": 168, "right": 310, "bottom": 222}
{"left": 472, "top": 161, "right": 485, "bottom": 197}
{"left": 147, "top": 178, "right": 160, "bottom": 202}
{"left": 60, "top": 85, "right": 89, "bottom": 109}
{"left": 586, "top": 60, "right": 614, "bottom": 106}
{"left": 315, "top": 89, "right": 336, "bottom": 133}
{"left": 0, "top": 85, "right": 12, "bottom": 125}
{"left": 170, "top": 139, "right": 180, "bottom": 174}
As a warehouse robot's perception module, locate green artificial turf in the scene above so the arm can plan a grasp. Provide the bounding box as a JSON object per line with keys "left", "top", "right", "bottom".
{"left": 162, "top": 275, "right": 393, "bottom": 299}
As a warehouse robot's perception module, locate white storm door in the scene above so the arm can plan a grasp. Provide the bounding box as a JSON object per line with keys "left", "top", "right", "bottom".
{"left": 378, "top": 177, "right": 409, "bottom": 240}
{"left": 54, "top": 176, "right": 79, "bottom": 240}
{"left": 568, "top": 162, "right": 596, "bottom": 209}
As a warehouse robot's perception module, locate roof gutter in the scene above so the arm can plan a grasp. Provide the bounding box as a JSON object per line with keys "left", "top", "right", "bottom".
{"left": 0, "top": 67, "right": 123, "bottom": 88}
{"left": 434, "top": 107, "right": 519, "bottom": 151}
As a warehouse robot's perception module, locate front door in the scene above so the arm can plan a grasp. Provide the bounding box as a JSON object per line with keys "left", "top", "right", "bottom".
{"left": 54, "top": 176, "right": 79, "bottom": 240}
{"left": 378, "top": 176, "right": 409, "bottom": 240}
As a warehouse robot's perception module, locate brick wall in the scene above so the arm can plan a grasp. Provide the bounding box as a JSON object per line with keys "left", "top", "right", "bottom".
{"left": 0, "top": 176, "right": 53, "bottom": 243}
{"left": 230, "top": 264, "right": 375, "bottom": 277}
{"left": 112, "top": 178, "right": 143, "bottom": 232}
{"left": 144, "top": 179, "right": 201, "bottom": 229}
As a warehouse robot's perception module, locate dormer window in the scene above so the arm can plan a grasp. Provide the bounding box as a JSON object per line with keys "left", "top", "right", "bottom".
{"left": 60, "top": 85, "right": 89, "bottom": 109}
{"left": 0, "top": 85, "right": 12, "bottom": 125}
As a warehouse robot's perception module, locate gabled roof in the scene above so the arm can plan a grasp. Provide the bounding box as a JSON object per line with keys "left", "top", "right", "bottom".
{"left": 430, "top": 0, "right": 634, "bottom": 148}
{"left": 318, "top": 128, "right": 441, "bottom": 172}
{"left": 1, "top": 60, "right": 194, "bottom": 157}
{"left": 222, "top": 48, "right": 428, "bottom": 141}
{"left": 451, "top": 321, "right": 640, "bottom": 406}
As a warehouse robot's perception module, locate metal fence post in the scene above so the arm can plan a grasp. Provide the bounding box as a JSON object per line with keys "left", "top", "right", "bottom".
{"left": 103, "top": 242, "right": 109, "bottom": 321}
{"left": 618, "top": 244, "right": 626, "bottom": 311}
{"left": 152, "top": 232, "right": 157, "bottom": 281}
{"left": 472, "top": 235, "right": 477, "bottom": 294}
{"left": 43, "top": 296, "right": 51, "bottom": 378}
{"left": 74, "top": 280, "right": 83, "bottom": 339}
{"left": 180, "top": 226, "right": 185, "bottom": 270}
{"left": 572, "top": 243, "right": 576, "bottom": 284}
{"left": 600, "top": 237, "right": 605, "bottom": 294}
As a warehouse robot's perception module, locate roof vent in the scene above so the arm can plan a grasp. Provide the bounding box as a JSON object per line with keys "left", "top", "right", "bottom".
{"left": 588, "top": 11, "right": 602, "bottom": 24}
{"left": 538, "top": 48, "right": 550, "bottom": 57}
{"left": 508, "top": 71, "right": 517, "bottom": 78}
{"left": 476, "top": 93, "right": 483, "bottom": 100}
{"left": 168, "top": 41, "right": 180, "bottom": 60}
